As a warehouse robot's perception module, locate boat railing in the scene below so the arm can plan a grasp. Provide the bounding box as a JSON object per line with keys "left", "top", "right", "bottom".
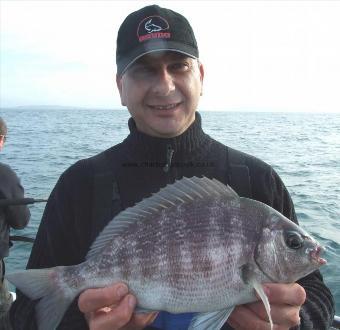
{"left": 332, "top": 315, "right": 340, "bottom": 329}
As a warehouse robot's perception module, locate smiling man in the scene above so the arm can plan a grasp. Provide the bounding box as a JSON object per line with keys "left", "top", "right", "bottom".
{"left": 9, "top": 5, "right": 334, "bottom": 330}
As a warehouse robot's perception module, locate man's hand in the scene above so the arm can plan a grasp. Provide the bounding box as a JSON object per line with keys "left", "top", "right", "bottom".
{"left": 78, "top": 283, "right": 158, "bottom": 330}
{"left": 227, "top": 283, "right": 306, "bottom": 330}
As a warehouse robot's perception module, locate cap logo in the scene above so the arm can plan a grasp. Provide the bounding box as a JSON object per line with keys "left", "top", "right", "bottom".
{"left": 137, "top": 16, "right": 171, "bottom": 42}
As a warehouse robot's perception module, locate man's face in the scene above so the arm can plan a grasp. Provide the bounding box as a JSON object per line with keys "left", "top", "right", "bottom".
{"left": 117, "top": 52, "right": 204, "bottom": 138}
{"left": 0, "top": 135, "right": 5, "bottom": 151}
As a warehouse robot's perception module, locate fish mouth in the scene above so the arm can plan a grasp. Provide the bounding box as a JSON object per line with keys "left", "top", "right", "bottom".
{"left": 309, "top": 246, "right": 327, "bottom": 265}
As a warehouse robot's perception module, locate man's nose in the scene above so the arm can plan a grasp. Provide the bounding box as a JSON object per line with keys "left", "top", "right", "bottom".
{"left": 151, "top": 68, "right": 175, "bottom": 95}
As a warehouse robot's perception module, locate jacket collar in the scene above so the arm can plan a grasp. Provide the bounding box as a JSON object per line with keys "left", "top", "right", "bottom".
{"left": 124, "top": 112, "right": 209, "bottom": 160}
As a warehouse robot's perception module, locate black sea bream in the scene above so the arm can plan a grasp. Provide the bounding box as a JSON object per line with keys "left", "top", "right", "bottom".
{"left": 7, "top": 177, "right": 326, "bottom": 330}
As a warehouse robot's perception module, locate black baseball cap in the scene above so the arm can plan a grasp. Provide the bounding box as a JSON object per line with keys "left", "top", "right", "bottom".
{"left": 116, "top": 5, "right": 199, "bottom": 76}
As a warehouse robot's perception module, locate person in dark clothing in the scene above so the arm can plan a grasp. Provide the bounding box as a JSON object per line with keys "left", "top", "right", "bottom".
{"left": 8, "top": 4, "right": 334, "bottom": 330}
{"left": 0, "top": 117, "right": 30, "bottom": 318}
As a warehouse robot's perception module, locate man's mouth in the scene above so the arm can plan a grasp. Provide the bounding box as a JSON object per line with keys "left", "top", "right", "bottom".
{"left": 149, "top": 102, "right": 181, "bottom": 110}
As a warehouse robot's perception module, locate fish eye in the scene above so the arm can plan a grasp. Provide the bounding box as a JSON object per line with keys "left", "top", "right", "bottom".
{"left": 285, "top": 231, "right": 304, "bottom": 249}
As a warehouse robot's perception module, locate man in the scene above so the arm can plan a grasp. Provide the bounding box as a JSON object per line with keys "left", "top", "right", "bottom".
{"left": 0, "top": 117, "right": 30, "bottom": 319}
{"left": 9, "top": 5, "right": 334, "bottom": 330}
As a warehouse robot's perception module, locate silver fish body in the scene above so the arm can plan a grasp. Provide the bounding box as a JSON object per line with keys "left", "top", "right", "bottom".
{"left": 7, "top": 176, "right": 326, "bottom": 329}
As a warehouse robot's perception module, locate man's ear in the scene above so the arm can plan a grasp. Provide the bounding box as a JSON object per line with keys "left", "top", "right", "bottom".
{"left": 116, "top": 74, "right": 126, "bottom": 106}
{"left": 199, "top": 62, "right": 205, "bottom": 95}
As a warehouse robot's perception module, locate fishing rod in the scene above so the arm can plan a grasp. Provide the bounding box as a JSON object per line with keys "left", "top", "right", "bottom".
{"left": 0, "top": 198, "right": 48, "bottom": 243}
{"left": 0, "top": 197, "right": 48, "bottom": 207}
{"left": 9, "top": 235, "right": 35, "bottom": 243}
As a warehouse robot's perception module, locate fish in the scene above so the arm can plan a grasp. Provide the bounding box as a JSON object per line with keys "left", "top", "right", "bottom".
{"left": 6, "top": 176, "right": 326, "bottom": 330}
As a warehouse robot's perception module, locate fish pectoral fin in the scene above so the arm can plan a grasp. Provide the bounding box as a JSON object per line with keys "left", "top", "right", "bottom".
{"left": 241, "top": 264, "right": 273, "bottom": 330}
{"left": 188, "top": 308, "right": 234, "bottom": 330}
{"left": 252, "top": 281, "right": 273, "bottom": 330}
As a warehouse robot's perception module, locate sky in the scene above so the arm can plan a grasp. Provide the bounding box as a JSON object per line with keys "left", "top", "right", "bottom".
{"left": 1, "top": 0, "right": 340, "bottom": 112}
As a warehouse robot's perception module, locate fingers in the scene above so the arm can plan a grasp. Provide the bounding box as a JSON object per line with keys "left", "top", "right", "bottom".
{"left": 78, "top": 283, "right": 158, "bottom": 330}
{"left": 78, "top": 283, "right": 129, "bottom": 313}
{"left": 263, "top": 283, "right": 306, "bottom": 306}
{"left": 124, "top": 312, "right": 159, "bottom": 330}
{"left": 87, "top": 294, "right": 136, "bottom": 330}
{"left": 228, "top": 305, "right": 274, "bottom": 330}
{"left": 246, "top": 301, "right": 301, "bottom": 328}
{"left": 228, "top": 283, "right": 305, "bottom": 330}
{"left": 86, "top": 297, "right": 157, "bottom": 330}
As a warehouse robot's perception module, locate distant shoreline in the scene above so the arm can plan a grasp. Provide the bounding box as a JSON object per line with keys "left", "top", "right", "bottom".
{"left": 1, "top": 107, "right": 340, "bottom": 114}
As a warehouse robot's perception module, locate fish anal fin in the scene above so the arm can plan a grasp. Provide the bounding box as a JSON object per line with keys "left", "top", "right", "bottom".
{"left": 188, "top": 307, "right": 234, "bottom": 330}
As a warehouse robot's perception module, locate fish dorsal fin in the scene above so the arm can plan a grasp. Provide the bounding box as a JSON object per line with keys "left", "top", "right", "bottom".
{"left": 179, "top": 176, "right": 239, "bottom": 199}
{"left": 86, "top": 176, "right": 238, "bottom": 260}
{"left": 86, "top": 203, "right": 145, "bottom": 259}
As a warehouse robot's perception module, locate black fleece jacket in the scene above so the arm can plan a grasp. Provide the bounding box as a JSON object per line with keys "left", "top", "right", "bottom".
{"left": 0, "top": 162, "right": 30, "bottom": 260}
{"left": 9, "top": 113, "right": 334, "bottom": 329}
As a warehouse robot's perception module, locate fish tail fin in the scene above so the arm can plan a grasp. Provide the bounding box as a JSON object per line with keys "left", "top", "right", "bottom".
{"left": 6, "top": 267, "right": 76, "bottom": 330}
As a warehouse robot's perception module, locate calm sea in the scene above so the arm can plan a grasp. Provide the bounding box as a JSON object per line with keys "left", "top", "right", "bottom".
{"left": 1, "top": 108, "right": 339, "bottom": 313}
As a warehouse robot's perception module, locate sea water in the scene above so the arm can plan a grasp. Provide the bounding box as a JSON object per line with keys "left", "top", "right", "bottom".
{"left": 1, "top": 108, "right": 339, "bottom": 313}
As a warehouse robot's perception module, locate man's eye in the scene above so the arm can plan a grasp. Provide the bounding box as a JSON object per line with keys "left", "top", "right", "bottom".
{"left": 171, "top": 62, "right": 190, "bottom": 71}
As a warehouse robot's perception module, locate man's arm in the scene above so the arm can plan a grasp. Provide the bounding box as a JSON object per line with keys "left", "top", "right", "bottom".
{"left": 5, "top": 204, "right": 30, "bottom": 229}
{"left": 0, "top": 164, "right": 30, "bottom": 229}
{"left": 296, "top": 270, "right": 335, "bottom": 329}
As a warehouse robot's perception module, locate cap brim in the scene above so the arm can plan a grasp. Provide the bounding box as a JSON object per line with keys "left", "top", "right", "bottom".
{"left": 117, "top": 40, "right": 198, "bottom": 76}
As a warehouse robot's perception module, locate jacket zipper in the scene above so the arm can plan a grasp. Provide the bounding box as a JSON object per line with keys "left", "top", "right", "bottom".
{"left": 163, "top": 144, "right": 174, "bottom": 173}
